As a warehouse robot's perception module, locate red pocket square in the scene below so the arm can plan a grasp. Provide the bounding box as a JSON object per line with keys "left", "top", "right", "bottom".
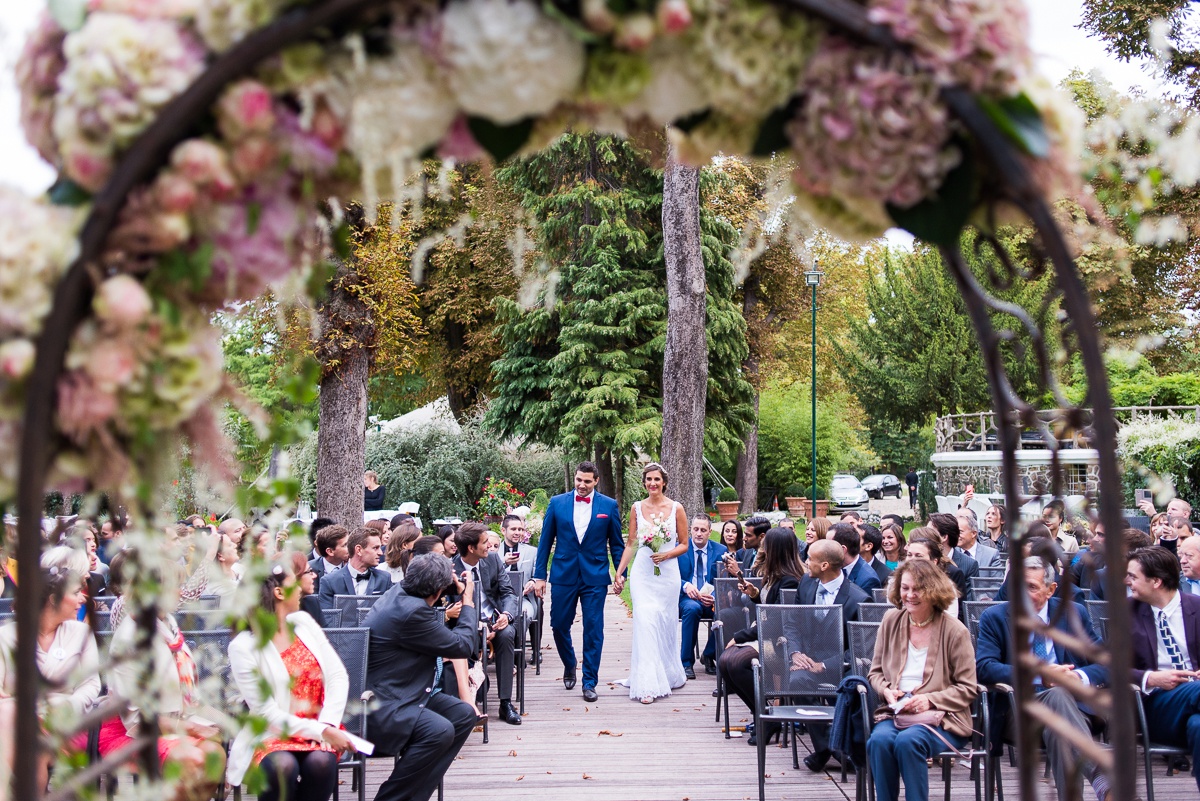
{"left": 597, "top": 514, "right": 609, "bottom": 519}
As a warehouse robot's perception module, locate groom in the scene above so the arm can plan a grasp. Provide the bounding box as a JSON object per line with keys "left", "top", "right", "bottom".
{"left": 532, "top": 461, "right": 626, "bottom": 702}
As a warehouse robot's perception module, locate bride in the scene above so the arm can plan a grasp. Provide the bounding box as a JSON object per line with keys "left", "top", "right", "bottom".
{"left": 613, "top": 462, "right": 689, "bottom": 703}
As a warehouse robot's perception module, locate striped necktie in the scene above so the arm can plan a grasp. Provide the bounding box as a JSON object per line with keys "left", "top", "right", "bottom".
{"left": 1158, "top": 610, "right": 1189, "bottom": 672}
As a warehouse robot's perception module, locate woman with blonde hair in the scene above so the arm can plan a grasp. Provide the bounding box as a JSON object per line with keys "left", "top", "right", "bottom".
{"left": 868, "top": 558, "right": 977, "bottom": 801}
{"left": 363, "top": 471, "right": 386, "bottom": 511}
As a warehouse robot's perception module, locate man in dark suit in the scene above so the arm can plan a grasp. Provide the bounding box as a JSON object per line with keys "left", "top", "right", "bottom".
{"left": 364, "top": 554, "right": 480, "bottom": 801}
{"left": 532, "top": 461, "right": 626, "bottom": 702}
{"left": 977, "top": 556, "right": 1109, "bottom": 801}
{"left": 308, "top": 523, "right": 347, "bottom": 596}
{"left": 859, "top": 524, "right": 893, "bottom": 586}
{"left": 317, "top": 526, "right": 391, "bottom": 607}
{"left": 307, "top": 516, "right": 334, "bottom": 562}
{"left": 830, "top": 523, "right": 881, "bottom": 593}
{"left": 1180, "top": 537, "right": 1200, "bottom": 597}
{"left": 1126, "top": 546, "right": 1200, "bottom": 793}
{"left": 453, "top": 521, "right": 522, "bottom": 725}
{"left": 796, "top": 539, "right": 869, "bottom": 771}
{"left": 678, "top": 515, "right": 728, "bottom": 678}
{"left": 737, "top": 516, "right": 769, "bottom": 574}
{"left": 930, "top": 512, "right": 980, "bottom": 582}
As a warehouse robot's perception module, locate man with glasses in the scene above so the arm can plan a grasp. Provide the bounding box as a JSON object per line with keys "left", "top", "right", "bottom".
{"left": 678, "top": 515, "right": 727, "bottom": 678}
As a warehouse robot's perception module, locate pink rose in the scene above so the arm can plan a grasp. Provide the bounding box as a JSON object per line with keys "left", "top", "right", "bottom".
{"left": 171, "top": 139, "right": 237, "bottom": 197}
{"left": 94, "top": 275, "right": 152, "bottom": 328}
{"left": 657, "top": 0, "right": 692, "bottom": 35}
{"left": 614, "top": 13, "right": 656, "bottom": 51}
{"left": 154, "top": 171, "right": 198, "bottom": 213}
{"left": 84, "top": 338, "right": 137, "bottom": 391}
{"left": 57, "top": 370, "right": 117, "bottom": 442}
{"left": 230, "top": 136, "right": 279, "bottom": 181}
{"left": 0, "top": 339, "right": 36, "bottom": 381}
{"left": 64, "top": 147, "right": 114, "bottom": 192}
{"left": 218, "top": 80, "right": 276, "bottom": 139}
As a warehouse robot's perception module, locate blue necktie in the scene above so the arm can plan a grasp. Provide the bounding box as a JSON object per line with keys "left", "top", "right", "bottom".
{"left": 1159, "top": 611, "right": 1189, "bottom": 672}
{"left": 694, "top": 550, "right": 705, "bottom": 586}
{"left": 1032, "top": 633, "right": 1052, "bottom": 687}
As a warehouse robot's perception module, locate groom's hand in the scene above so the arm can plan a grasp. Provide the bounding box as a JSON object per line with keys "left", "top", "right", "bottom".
{"left": 532, "top": 579, "right": 547, "bottom": 598}
{"left": 612, "top": 575, "right": 625, "bottom": 593}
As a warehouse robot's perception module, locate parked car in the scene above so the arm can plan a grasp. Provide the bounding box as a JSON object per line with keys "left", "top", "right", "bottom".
{"left": 861, "top": 474, "right": 903, "bottom": 499}
{"left": 829, "top": 474, "right": 870, "bottom": 511}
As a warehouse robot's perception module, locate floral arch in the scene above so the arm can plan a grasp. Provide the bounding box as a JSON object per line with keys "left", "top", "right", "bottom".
{"left": 5, "top": 0, "right": 1135, "bottom": 796}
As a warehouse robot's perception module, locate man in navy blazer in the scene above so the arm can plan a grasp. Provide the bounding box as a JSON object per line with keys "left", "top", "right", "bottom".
{"left": 1126, "top": 546, "right": 1200, "bottom": 793}
{"left": 977, "top": 556, "right": 1108, "bottom": 801}
{"left": 678, "top": 515, "right": 727, "bottom": 678}
{"left": 831, "top": 523, "right": 881, "bottom": 594}
{"left": 318, "top": 526, "right": 391, "bottom": 608}
{"left": 533, "top": 462, "right": 626, "bottom": 702}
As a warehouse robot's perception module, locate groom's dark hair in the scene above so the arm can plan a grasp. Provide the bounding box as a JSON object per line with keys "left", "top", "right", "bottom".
{"left": 575, "top": 461, "right": 600, "bottom": 478}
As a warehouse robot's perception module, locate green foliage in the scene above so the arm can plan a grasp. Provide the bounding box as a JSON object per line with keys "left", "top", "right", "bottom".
{"left": 1080, "top": 0, "right": 1200, "bottom": 108}
{"left": 841, "top": 234, "right": 1056, "bottom": 430}
{"left": 918, "top": 468, "right": 937, "bottom": 520}
{"left": 784, "top": 483, "right": 805, "bottom": 498}
{"left": 868, "top": 423, "right": 935, "bottom": 475}
{"left": 476, "top": 476, "right": 526, "bottom": 518}
{"left": 757, "top": 382, "right": 874, "bottom": 498}
{"left": 1117, "top": 415, "right": 1200, "bottom": 510}
{"left": 525, "top": 487, "right": 551, "bottom": 514}
{"left": 717, "top": 486, "right": 739, "bottom": 502}
{"left": 1063, "top": 351, "right": 1200, "bottom": 407}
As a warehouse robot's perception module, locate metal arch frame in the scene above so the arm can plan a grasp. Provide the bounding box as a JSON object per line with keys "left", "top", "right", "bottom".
{"left": 11, "top": 1, "right": 1135, "bottom": 800}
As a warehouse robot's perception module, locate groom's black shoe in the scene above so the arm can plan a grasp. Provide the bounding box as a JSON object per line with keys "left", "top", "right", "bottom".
{"left": 499, "top": 700, "right": 522, "bottom": 725}
{"left": 563, "top": 668, "right": 577, "bottom": 690}
{"left": 582, "top": 686, "right": 598, "bottom": 702}
{"left": 804, "top": 749, "right": 833, "bottom": 772}
{"left": 684, "top": 665, "right": 696, "bottom": 680}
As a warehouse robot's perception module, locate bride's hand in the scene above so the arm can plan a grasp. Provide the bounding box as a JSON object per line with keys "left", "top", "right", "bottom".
{"left": 650, "top": 553, "right": 669, "bottom": 564}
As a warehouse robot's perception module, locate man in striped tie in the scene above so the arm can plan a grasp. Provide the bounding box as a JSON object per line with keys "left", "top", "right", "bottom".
{"left": 1127, "top": 546, "right": 1200, "bottom": 793}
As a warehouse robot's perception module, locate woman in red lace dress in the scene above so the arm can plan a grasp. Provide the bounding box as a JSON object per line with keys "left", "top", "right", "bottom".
{"left": 227, "top": 558, "right": 354, "bottom": 801}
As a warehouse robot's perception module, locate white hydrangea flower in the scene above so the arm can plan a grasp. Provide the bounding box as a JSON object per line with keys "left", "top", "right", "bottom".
{"left": 624, "top": 38, "right": 710, "bottom": 125}
{"left": 441, "top": 0, "right": 585, "bottom": 124}
{"left": 195, "top": 0, "right": 287, "bottom": 52}
{"left": 0, "top": 186, "right": 80, "bottom": 337}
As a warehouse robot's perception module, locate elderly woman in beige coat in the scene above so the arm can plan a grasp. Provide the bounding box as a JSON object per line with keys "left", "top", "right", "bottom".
{"left": 867, "top": 559, "right": 978, "bottom": 801}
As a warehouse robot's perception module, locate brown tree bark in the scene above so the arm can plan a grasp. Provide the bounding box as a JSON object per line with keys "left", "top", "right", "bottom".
{"left": 660, "top": 143, "right": 707, "bottom": 517}
{"left": 593, "top": 445, "right": 617, "bottom": 500}
{"left": 315, "top": 254, "right": 375, "bottom": 528}
{"left": 735, "top": 274, "right": 761, "bottom": 513}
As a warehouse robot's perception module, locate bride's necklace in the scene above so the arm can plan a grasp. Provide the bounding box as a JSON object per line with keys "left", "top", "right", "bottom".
{"left": 909, "top": 613, "right": 933, "bottom": 628}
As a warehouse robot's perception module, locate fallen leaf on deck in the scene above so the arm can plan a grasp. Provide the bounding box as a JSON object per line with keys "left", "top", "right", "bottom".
{"left": 597, "top": 730, "right": 623, "bottom": 736}
{"left": 508, "top": 750, "right": 518, "bottom": 757}
{"left": 672, "top": 708, "right": 680, "bottom": 712}
{"left": 563, "top": 708, "right": 572, "bottom": 711}
{"left": 582, "top": 774, "right": 594, "bottom": 780}
{"left": 516, "top": 776, "right": 524, "bottom": 781}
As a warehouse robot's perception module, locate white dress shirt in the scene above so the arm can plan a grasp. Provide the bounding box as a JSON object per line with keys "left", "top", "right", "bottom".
{"left": 574, "top": 491, "right": 593, "bottom": 542}
{"left": 348, "top": 565, "right": 370, "bottom": 596}
{"left": 1142, "top": 591, "right": 1193, "bottom": 697}
{"left": 1032, "top": 602, "right": 1090, "bottom": 687}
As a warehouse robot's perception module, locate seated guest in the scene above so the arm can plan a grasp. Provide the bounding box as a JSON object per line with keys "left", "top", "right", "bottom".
{"left": 98, "top": 513, "right": 127, "bottom": 566}
{"left": 217, "top": 518, "right": 248, "bottom": 578}
{"left": 101, "top": 567, "right": 226, "bottom": 801}
{"left": 929, "top": 513, "right": 980, "bottom": 581}
{"left": 308, "top": 524, "right": 349, "bottom": 595}
{"left": 981, "top": 504, "right": 1009, "bottom": 556}
{"left": 109, "top": 530, "right": 217, "bottom": 630}
{"left": 307, "top": 518, "right": 334, "bottom": 562}
{"left": 679, "top": 515, "right": 727, "bottom": 678}
{"left": 1126, "top": 545, "right": 1200, "bottom": 793}
{"left": 955, "top": 509, "right": 1000, "bottom": 569}
{"left": 0, "top": 565, "right": 100, "bottom": 793}
{"left": 903, "top": 530, "right": 964, "bottom": 618}
{"left": 317, "top": 526, "right": 390, "bottom": 607}
{"left": 1173, "top": 516, "right": 1195, "bottom": 541}
{"left": 382, "top": 521, "right": 421, "bottom": 583}
{"left": 1089, "top": 528, "right": 1152, "bottom": 601}
{"left": 207, "top": 532, "right": 240, "bottom": 609}
{"left": 718, "top": 520, "right": 743, "bottom": 568}
{"left": 868, "top": 559, "right": 978, "bottom": 801}
{"left": 716, "top": 527, "right": 805, "bottom": 744}
{"left": 290, "top": 551, "right": 327, "bottom": 627}
{"left": 226, "top": 558, "right": 353, "bottom": 801}
{"left": 976, "top": 557, "right": 1109, "bottom": 801}
{"left": 366, "top": 518, "right": 391, "bottom": 549}
{"left": 364, "top": 470, "right": 386, "bottom": 512}
{"left": 498, "top": 515, "right": 538, "bottom": 624}
{"left": 1043, "top": 500, "right": 1079, "bottom": 554}
{"left": 831, "top": 523, "right": 882, "bottom": 593}
{"left": 438, "top": 525, "right": 459, "bottom": 557}
{"left": 453, "top": 521, "right": 522, "bottom": 725}
{"left": 1180, "top": 536, "right": 1200, "bottom": 596}
{"left": 860, "top": 524, "right": 893, "bottom": 585}
{"left": 365, "top": 554, "right": 481, "bottom": 801}
{"left": 797, "top": 539, "right": 869, "bottom": 771}
{"left": 881, "top": 523, "right": 906, "bottom": 571}
{"left": 739, "top": 516, "right": 770, "bottom": 573}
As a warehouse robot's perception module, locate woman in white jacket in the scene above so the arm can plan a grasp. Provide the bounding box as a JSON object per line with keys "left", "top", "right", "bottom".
{"left": 226, "top": 558, "right": 354, "bottom": 801}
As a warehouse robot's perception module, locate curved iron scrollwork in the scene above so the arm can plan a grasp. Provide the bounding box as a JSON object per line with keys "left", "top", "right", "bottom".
{"left": 12, "top": 0, "right": 1136, "bottom": 799}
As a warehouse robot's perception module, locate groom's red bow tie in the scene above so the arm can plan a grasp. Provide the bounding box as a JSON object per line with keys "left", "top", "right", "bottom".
{"left": 575, "top": 495, "right": 591, "bottom": 504}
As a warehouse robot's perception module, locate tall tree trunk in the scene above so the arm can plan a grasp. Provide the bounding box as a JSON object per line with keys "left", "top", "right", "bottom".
{"left": 593, "top": 445, "right": 616, "bottom": 499}
{"left": 316, "top": 255, "right": 375, "bottom": 528}
{"left": 661, "top": 144, "right": 707, "bottom": 517}
{"left": 735, "top": 273, "right": 762, "bottom": 513}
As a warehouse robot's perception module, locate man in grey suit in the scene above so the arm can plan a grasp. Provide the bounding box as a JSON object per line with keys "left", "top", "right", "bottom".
{"left": 453, "top": 521, "right": 522, "bottom": 725}
{"left": 499, "top": 514, "right": 539, "bottom": 623}
{"left": 364, "top": 555, "right": 480, "bottom": 801}
{"left": 956, "top": 508, "right": 1000, "bottom": 568}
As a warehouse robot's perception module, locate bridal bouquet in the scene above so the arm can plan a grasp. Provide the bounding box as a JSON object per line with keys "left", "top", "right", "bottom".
{"left": 639, "top": 514, "right": 670, "bottom": 576}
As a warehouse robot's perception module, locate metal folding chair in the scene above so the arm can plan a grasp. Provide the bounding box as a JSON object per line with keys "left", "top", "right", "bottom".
{"left": 858, "top": 603, "right": 894, "bottom": 623}
{"left": 1134, "top": 682, "right": 1191, "bottom": 801}
{"left": 1084, "top": 599, "right": 1108, "bottom": 642}
{"left": 505, "top": 570, "right": 529, "bottom": 714}
{"left": 872, "top": 588, "right": 890, "bottom": 603}
{"left": 970, "top": 578, "right": 1005, "bottom": 602}
{"left": 962, "top": 601, "right": 1000, "bottom": 646}
{"left": 712, "top": 577, "right": 755, "bottom": 735}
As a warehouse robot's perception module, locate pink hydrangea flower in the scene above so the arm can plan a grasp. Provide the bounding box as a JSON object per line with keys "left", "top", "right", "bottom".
{"left": 867, "top": 0, "right": 1031, "bottom": 96}
{"left": 84, "top": 337, "right": 138, "bottom": 392}
{"left": 14, "top": 12, "right": 67, "bottom": 165}
{"left": 202, "top": 185, "right": 302, "bottom": 299}
{"left": 278, "top": 108, "right": 339, "bottom": 175}
{"left": 57, "top": 370, "right": 118, "bottom": 442}
{"left": 94, "top": 275, "right": 153, "bottom": 328}
{"left": 171, "top": 139, "right": 238, "bottom": 198}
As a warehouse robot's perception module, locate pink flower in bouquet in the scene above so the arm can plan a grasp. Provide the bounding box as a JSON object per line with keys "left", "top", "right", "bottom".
{"left": 230, "top": 136, "right": 280, "bottom": 181}
{"left": 203, "top": 186, "right": 302, "bottom": 299}
{"left": 217, "top": 80, "right": 276, "bottom": 139}
{"left": 278, "top": 109, "right": 339, "bottom": 175}
{"left": 437, "top": 115, "right": 486, "bottom": 163}
{"left": 57, "top": 370, "right": 118, "bottom": 442}
{"left": 94, "top": 275, "right": 152, "bottom": 328}
{"left": 867, "top": 0, "right": 1031, "bottom": 96}
{"left": 84, "top": 337, "right": 138, "bottom": 392}
{"left": 789, "top": 39, "right": 959, "bottom": 212}
{"left": 171, "top": 139, "right": 238, "bottom": 198}
{"left": 657, "top": 0, "right": 692, "bottom": 35}
{"left": 14, "top": 12, "right": 67, "bottom": 165}
{"left": 153, "top": 171, "right": 199, "bottom": 213}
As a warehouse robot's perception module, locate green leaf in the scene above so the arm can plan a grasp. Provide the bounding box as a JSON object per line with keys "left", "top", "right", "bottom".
{"left": 246, "top": 201, "right": 262, "bottom": 236}
{"left": 751, "top": 99, "right": 800, "bottom": 158}
{"left": 886, "top": 152, "right": 977, "bottom": 247}
{"left": 978, "top": 92, "right": 1050, "bottom": 159}
{"left": 48, "top": 178, "right": 91, "bottom": 207}
{"left": 331, "top": 222, "right": 353, "bottom": 260}
{"left": 467, "top": 116, "right": 535, "bottom": 163}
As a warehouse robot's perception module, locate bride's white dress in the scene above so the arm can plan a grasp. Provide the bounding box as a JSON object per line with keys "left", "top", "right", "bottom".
{"left": 627, "top": 500, "right": 687, "bottom": 700}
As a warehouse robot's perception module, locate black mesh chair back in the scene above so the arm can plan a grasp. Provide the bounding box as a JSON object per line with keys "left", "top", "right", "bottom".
{"left": 961, "top": 600, "right": 999, "bottom": 644}
{"left": 321, "top": 607, "right": 344, "bottom": 628}
{"left": 858, "top": 603, "right": 894, "bottom": 623}
{"left": 333, "top": 593, "right": 380, "bottom": 621}
{"left": 779, "top": 588, "right": 797, "bottom": 605}
{"left": 713, "top": 578, "right": 755, "bottom": 649}
{"left": 355, "top": 606, "right": 374, "bottom": 626}
{"left": 93, "top": 611, "right": 111, "bottom": 632}
{"left": 91, "top": 595, "right": 117, "bottom": 612}
{"left": 1085, "top": 599, "right": 1108, "bottom": 641}
{"left": 324, "top": 627, "right": 371, "bottom": 801}
{"left": 180, "top": 595, "right": 221, "bottom": 610}
{"left": 756, "top": 604, "right": 845, "bottom": 699}
{"left": 505, "top": 570, "right": 529, "bottom": 713}
{"left": 0, "top": 612, "right": 12, "bottom": 625}
{"left": 977, "top": 566, "right": 1006, "bottom": 580}
{"left": 969, "top": 577, "right": 1004, "bottom": 601}
{"left": 872, "top": 587, "right": 890, "bottom": 603}
{"left": 0, "top": 599, "right": 11, "bottom": 614}
{"left": 846, "top": 621, "right": 880, "bottom": 681}
{"left": 181, "top": 628, "right": 236, "bottom": 711}
{"left": 176, "top": 608, "right": 232, "bottom": 631}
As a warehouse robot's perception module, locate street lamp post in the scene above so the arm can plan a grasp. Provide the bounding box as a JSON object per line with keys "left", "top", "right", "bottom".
{"left": 804, "top": 263, "right": 823, "bottom": 520}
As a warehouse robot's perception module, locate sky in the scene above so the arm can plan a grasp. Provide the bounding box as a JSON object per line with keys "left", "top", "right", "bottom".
{"left": 0, "top": 0, "right": 1163, "bottom": 196}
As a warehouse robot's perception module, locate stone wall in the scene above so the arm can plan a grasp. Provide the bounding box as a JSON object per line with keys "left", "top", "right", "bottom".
{"left": 936, "top": 462, "right": 1099, "bottom": 496}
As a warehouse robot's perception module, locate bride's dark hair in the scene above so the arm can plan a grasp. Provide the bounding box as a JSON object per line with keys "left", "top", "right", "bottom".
{"left": 759, "top": 527, "right": 805, "bottom": 587}
{"left": 641, "top": 462, "right": 668, "bottom": 489}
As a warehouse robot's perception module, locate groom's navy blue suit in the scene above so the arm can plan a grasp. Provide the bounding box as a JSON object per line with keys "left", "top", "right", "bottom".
{"left": 534, "top": 490, "right": 625, "bottom": 691}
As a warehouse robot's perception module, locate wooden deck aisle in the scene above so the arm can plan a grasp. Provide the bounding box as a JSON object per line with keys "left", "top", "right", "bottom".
{"left": 353, "top": 592, "right": 1197, "bottom": 801}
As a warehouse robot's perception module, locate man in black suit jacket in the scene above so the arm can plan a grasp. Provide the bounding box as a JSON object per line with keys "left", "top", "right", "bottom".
{"left": 317, "top": 526, "right": 391, "bottom": 608}
{"left": 931, "top": 512, "right": 980, "bottom": 582}
{"left": 859, "top": 524, "right": 893, "bottom": 586}
{"left": 364, "top": 554, "right": 480, "bottom": 801}
{"left": 831, "top": 523, "right": 881, "bottom": 593}
{"left": 737, "top": 517, "right": 769, "bottom": 574}
{"left": 1127, "top": 546, "right": 1200, "bottom": 793}
{"left": 796, "top": 539, "right": 869, "bottom": 772}
{"left": 453, "top": 521, "right": 522, "bottom": 725}
{"left": 308, "top": 523, "right": 348, "bottom": 596}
